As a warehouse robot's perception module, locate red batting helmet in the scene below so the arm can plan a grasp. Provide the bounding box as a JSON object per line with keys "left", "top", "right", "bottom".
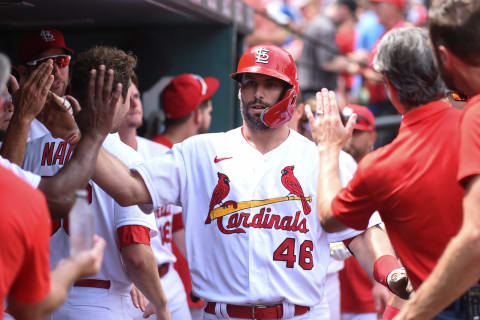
{"left": 231, "top": 44, "right": 299, "bottom": 128}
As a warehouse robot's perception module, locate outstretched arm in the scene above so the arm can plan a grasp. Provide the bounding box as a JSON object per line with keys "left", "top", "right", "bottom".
{"left": 92, "top": 147, "right": 152, "bottom": 207}
{"left": 305, "top": 89, "right": 357, "bottom": 232}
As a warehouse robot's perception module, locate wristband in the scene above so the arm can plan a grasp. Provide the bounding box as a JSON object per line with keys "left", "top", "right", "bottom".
{"left": 374, "top": 255, "right": 401, "bottom": 288}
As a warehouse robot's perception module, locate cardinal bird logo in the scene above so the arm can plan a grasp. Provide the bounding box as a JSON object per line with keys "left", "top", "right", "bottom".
{"left": 281, "top": 166, "right": 311, "bottom": 215}
{"left": 205, "top": 172, "right": 231, "bottom": 224}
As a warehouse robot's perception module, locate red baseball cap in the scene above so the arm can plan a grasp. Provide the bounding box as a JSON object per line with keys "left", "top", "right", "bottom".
{"left": 370, "top": 0, "right": 406, "bottom": 10}
{"left": 161, "top": 73, "right": 219, "bottom": 120}
{"left": 342, "top": 104, "right": 376, "bottom": 131}
{"left": 18, "top": 28, "right": 74, "bottom": 64}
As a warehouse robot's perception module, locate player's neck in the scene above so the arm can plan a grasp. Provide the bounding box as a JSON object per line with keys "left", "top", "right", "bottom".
{"left": 241, "top": 124, "right": 290, "bottom": 155}
{"left": 163, "top": 125, "right": 195, "bottom": 144}
{"left": 118, "top": 127, "right": 138, "bottom": 151}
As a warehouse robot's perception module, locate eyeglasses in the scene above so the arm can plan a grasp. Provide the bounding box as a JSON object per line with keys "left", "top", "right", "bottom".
{"left": 26, "top": 54, "right": 71, "bottom": 69}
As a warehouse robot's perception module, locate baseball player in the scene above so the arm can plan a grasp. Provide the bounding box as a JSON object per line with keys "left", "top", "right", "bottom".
{"left": 17, "top": 28, "right": 73, "bottom": 141}
{"left": 395, "top": 1, "right": 480, "bottom": 318}
{"left": 311, "top": 27, "right": 467, "bottom": 318}
{"left": 118, "top": 74, "right": 198, "bottom": 319}
{"left": 22, "top": 46, "right": 169, "bottom": 320}
{"left": 91, "top": 44, "right": 409, "bottom": 319}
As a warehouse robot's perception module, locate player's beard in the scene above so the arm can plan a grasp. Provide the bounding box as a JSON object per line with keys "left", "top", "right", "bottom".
{"left": 240, "top": 98, "right": 270, "bottom": 131}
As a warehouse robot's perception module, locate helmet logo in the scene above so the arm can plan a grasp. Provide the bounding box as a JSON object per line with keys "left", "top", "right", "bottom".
{"left": 40, "top": 30, "right": 55, "bottom": 42}
{"left": 255, "top": 47, "right": 270, "bottom": 64}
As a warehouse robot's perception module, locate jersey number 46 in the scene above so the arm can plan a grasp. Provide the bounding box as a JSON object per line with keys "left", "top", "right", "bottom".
{"left": 273, "top": 238, "right": 313, "bottom": 270}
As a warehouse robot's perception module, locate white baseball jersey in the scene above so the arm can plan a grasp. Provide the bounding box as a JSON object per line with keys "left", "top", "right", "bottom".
{"left": 136, "top": 136, "right": 177, "bottom": 265}
{"left": 23, "top": 133, "right": 157, "bottom": 289}
{"left": 0, "top": 155, "right": 41, "bottom": 188}
{"left": 133, "top": 127, "right": 380, "bottom": 306}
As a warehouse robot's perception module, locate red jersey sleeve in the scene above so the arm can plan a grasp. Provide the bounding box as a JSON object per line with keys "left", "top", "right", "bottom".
{"left": 331, "top": 164, "right": 378, "bottom": 230}
{"left": 11, "top": 191, "right": 51, "bottom": 304}
{"left": 458, "top": 98, "right": 480, "bottom": 185}
{"left": 117, "top": 225, "right": 151, "bottom": 248}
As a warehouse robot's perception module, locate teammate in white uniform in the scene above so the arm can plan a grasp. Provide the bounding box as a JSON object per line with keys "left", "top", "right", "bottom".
{"left": 118, "top": 76, "right": 192, "bottom": 319}
{"left": 23, "top": 133, "right": 159, "bottom": 320}
{"left": 90, "top": 45, "right": 403, "bottom": 320}
{"left": 22, "top": 46, "right": 170, "bottom": 320}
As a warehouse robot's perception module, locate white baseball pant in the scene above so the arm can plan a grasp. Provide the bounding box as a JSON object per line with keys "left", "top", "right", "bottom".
{"left": 48, "top": 282, "right": 133, "bottom": 320}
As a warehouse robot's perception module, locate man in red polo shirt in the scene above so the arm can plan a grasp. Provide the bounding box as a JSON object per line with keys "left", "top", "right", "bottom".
{"left": 308, "top": 27, "right": 466, "bottom": 319}
{"left": 395, "top": 1, "right": 480, "bottom": 319}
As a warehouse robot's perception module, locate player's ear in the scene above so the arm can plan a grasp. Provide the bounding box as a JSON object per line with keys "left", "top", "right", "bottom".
{"left": 437, "top": 45, "right": 450, "bottom": 69}
{"left": 238, "top": 89, "right": 241, "bottom": 101}
{"left": 192, "top": 108, "right": 202, "bottom": 125}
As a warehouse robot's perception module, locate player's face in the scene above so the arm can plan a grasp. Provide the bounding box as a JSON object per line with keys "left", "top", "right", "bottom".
{"left": 26, "top": 48, "right": 69, "bottom": 96}
{"left": 112, "top": 84, "right": 133, "bottom": 133}
{"left": 198, "top": 100, "right": 213, "bottom": 134}
{"left": 343, "top": 130, "right": 375, "bottom": 162}
{"left": 122, "top": 83, "right": 143, "bottom": 129}
{"left": 239, "top": 73, "right": 285, "bottom": 131}
{"left": 0, "top": 86, "right": 13, "bottom": 132}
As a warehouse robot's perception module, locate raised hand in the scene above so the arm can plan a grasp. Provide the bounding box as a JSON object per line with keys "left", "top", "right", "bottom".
{"left": 305, "top": 88, "right": 357, "bottom": 152}
{"left": 11, "top": 60, "right": 54, "bottom": 123}
{"left": 75, "top": 65, "right": 122, "bottom": 140}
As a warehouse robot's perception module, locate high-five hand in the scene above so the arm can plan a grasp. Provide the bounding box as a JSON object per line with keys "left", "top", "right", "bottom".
{"left": 75, "top": 65, "right": 122, "bottom": 140}
{"left": 305, "top": 88, "right": 357, "bottom": 152}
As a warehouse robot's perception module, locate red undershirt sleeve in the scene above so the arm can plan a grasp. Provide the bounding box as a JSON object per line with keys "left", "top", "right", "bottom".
{"left": 172, "top": 212, "right": 184, "bottom": 232}
{"left": 117, "top": 225, "right": 151, "bottom": 248}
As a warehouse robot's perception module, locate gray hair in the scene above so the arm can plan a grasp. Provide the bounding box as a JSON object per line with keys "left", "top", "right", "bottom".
{"left": 0, "top": 53, "right": 10, "bottom": 89}
{"left": 373, "top": 27, "right": 447, "bottom": 110}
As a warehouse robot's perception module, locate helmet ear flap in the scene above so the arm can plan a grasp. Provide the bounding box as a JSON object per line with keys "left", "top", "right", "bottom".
{"left": 261, "top": 86, "right": 298, "bottom": 128}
